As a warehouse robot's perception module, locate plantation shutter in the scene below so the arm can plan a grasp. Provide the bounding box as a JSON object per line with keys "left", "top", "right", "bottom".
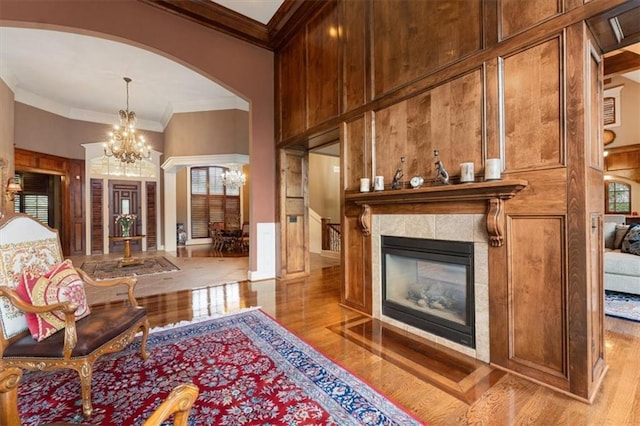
{"left": 191, "top": 168, "right": 209, "bottom": 238}
{"left": 14, "top": 173, "right": 51, "bottom": 225}
{"left": 190, "top": 166, "right": 242, "bottom": 238}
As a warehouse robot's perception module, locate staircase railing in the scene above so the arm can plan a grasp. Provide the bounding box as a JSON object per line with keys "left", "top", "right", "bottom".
{"left": 321, "top": 218, "right": 341, "bottom": 252}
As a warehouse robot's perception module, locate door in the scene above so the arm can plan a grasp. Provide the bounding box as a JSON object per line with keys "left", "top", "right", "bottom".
{"left": 278, "top": 149, "right": 309, "bottom": 279}
{"left": 109, "top": 180, "right": 141, "bottom": 253}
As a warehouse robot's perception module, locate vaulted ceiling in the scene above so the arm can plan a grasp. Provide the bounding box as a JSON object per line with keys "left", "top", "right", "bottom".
{"left": 0, "top": 0, "right": 293, "bottom": 132}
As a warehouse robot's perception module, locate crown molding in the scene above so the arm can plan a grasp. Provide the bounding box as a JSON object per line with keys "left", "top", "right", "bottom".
{"left": 138, "top": 0, "right": 271, "bottom": 49}
{"left": 137, "top": 0, "right": 327, "bottom": 51}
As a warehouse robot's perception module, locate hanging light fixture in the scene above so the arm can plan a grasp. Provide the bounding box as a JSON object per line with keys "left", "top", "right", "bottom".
{"left": 221, "top": 166, "right": 246, "bottom": 190}
{"left": 103, "top": 77, "right": 151, "bottom": 164}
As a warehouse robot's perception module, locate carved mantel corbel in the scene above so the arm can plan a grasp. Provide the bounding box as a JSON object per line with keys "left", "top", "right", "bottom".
{"left": 486, "top": 198, "right": 505, "bottom": 247}
{"left": 346, "top": 179, "right": 528, "bottom": 246}
{"left": 358, "top": 204, "right": 371, "bottom": 236}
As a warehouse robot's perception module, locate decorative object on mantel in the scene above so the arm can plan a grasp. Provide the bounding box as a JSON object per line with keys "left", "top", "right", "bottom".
{"left": 460, "top": 162, "right": 475, "bottom": 183}
{"left": 346, "top": 179, "right": 529, "bottom": 247}
{"left": 391, "top": 156, "right": 405, "bottom": 189}
{"left": 434, "top": 150, "right": 450, "bottom": 185}
{"left": 103, "top": 77, "right": 151, "bottom": 165}
{"left": 410, "top": 175, "right": 424, "bottom": 188}
{"left": 485, "top": 158, "right": 502, "bottom": 181}
{"left": 374, "top": 175, "right": 384, "bottom": 191}
{"left": 359, "top": 177, "right": 370, "bottom": 192}
{"left": 116, "top": 213, "right": 137, "bottom": 237}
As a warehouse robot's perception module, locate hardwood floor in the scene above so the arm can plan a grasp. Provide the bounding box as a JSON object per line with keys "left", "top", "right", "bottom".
{"left": 79, "top": 248, "right": 639, "bottom": 425}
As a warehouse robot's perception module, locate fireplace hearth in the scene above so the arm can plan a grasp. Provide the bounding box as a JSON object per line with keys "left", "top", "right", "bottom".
{"left": 382, "top": 236, "right": 475, "bottom": 348}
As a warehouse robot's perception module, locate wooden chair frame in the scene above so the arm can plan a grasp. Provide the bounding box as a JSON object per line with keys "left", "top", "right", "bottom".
{"left": 1, "top": 367, "right": 198, "bottom": 425}
{"left": 0, "top": 214, "right": 149, "bottom": 418}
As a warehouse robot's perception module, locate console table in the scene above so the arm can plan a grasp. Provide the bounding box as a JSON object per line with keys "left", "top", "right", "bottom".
{"left": 109, "top": 235, "right": 146, "bottom": 266}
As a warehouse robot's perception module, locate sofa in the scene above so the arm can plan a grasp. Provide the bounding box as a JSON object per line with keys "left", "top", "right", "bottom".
{"left": 604, "top": 215, "right": 640, "bottom": 295}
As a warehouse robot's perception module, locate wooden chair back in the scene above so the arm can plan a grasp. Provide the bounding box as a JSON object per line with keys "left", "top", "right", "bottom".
{"left": 0, "top": 213, "right": 150, "bottom": 418}
{"left": 0, "top": 214, "right": 64, "bottom": 351}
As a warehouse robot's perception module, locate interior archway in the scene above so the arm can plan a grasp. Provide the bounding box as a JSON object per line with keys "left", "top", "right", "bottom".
{"left": 0, "top": 1, "right": 276, "bottom": 279}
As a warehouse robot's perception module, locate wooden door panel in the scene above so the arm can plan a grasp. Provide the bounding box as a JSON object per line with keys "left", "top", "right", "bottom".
{"left": 372, "top": 0, "right": 482, "bottom": 96}
{"left": 109, "top": 181, "right": 141, "bottom": 253}
{"left": 499, "top": 0, "right": 562, "bottom": 39}
{"left": 90, "top": 179, "right": 103, "bottom": 255}
{"left": 508, "top": 215, "right": 567, "bottom": 386}
{"left": 279, "top": 150, "right": 309, "bottom": 279}
{"left": 146, "top": 181, "right": 157, "bottom": 250}
{"left": 307, "top": 0, "right": 339, "bottom": 128}
{"left": 502, "top": 36, "right": 563, "bottom": 172}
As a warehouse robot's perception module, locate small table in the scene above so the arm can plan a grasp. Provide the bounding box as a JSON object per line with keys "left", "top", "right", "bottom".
{"left": 109, "top": 235, "right": 146, "bottom": 267}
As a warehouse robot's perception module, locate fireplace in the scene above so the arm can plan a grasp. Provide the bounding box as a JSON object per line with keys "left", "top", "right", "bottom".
{"left": 381, "top": 236, "right": 475, "bottom": 348}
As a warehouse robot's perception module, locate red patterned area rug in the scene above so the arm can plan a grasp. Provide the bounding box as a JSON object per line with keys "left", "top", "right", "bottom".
{"left": 19, "top": 309, "right": 424, "bottom": 425}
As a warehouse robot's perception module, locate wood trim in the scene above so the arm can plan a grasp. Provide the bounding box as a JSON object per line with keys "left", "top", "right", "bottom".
{"left": 345, "top": 179, "right": 528, "bottom": 205}
{"left": 269, "top": 1, "right": 327, "bottom": 50}
{"left": 604, "top": 50, "right": 640, "bottom": 76}
{"left": 138, "top": 0, "right": 270, "bottom": 49}
{"left": 13, "top": 148, "right": 82, "bottom": 256}
{"left": 346, "top": 179, "right": 528, "bottom": 247}
{"left": 137, "top": 0, "right": 326, "bottom": 51}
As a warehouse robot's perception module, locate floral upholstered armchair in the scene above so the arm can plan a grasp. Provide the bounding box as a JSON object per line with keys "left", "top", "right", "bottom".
{"left": 0, "top": 213, "right": 149, "bottom": 417}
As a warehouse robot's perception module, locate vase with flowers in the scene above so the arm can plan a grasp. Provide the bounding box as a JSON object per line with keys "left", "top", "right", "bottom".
{"left": 115, "top": 213, "right": 137, "bottom": 237}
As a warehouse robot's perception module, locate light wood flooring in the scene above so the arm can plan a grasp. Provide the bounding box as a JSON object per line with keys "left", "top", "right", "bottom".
{"left": 75, "top": 247, "right": 639, "bottom": 425}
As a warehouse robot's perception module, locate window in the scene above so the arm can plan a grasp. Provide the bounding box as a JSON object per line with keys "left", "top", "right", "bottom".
{"left": 190, "top": 166, "right": 241, "bottom": 238}
{"left": 13, "top": 172, "right": 53, "bottom": 226}
{"left": 605, "top": 181, "right": 631, "bottom": 214}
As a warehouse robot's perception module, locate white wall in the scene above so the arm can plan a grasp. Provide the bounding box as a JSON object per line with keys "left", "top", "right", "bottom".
{"left": 308, "top": 153, "right": 340, "bottom": 222}
{"left": 604, "top": 76, "right": 640, "bottom": 148}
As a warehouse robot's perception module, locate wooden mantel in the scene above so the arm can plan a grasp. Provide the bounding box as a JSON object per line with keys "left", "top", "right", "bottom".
{"left": 345, "top": 179, "right": 528, "bottom": 247}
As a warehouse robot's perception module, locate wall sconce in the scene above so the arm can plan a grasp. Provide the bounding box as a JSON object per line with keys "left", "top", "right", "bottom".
{"left": 5, "top": 178, "right": 22, "bottom": 202}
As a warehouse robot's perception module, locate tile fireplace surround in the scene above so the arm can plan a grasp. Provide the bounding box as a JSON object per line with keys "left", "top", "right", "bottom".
{"left": 371, "top": 214, "right": 490, "bottom": 362}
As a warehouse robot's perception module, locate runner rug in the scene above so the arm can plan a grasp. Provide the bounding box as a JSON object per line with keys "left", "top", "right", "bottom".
{"left": 19, "top": 309, "right": 424, "bottom": 425}
{"left": 605, "top": 290, "right": 640, "bottom": 322}
{"left": 79, "top": 255, "right": 179, "bottom": 280}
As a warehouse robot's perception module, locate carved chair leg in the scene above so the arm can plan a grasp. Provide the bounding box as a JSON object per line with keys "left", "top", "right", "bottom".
{"left": 140, "top": 319, "right": 150, "bottom": 360}
{"left": 0, "top": 368, "right": 22, "bottom": 426}
{"left": 78, "top": 363, "right": 93, "bottom": 418}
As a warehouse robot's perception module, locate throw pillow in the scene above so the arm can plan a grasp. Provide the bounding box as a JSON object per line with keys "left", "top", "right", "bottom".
{"left": 603, "top": 222, "right": 618, "bottom": 249}
{"left": 621, "top": 224, "right": 640, "bottom": 256}
{"left": 613, "top": 224, "right": 630, "bottom": 250}
{"left": 16, "top": 259, "right": 91, "bottom": 342}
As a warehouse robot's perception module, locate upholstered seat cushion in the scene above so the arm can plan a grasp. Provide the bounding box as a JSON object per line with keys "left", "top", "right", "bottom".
{"left": 2, "top": 306, "right": 147, "bottom": 358}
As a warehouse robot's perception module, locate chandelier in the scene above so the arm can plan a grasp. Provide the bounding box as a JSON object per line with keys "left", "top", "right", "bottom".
{"left": 221, "top": 167, "right": 246, "bottom": 190}
{"left": 103, "top": 77, "right": 151, "bottom": 164}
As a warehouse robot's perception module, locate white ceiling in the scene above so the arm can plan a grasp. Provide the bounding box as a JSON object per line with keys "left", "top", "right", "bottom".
{"left": 212, "top": 0, "right": 284, "bottom": 25}
{"left": 0, "top": 1, "right": 284, "bottom": 132}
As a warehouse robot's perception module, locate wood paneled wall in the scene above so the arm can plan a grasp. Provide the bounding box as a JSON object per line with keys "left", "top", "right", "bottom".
{"left": 14, "top": 148, "right": 84, "bottom": 256}
{"left": 274, "top": 0, "right": 629, "bottom": 402}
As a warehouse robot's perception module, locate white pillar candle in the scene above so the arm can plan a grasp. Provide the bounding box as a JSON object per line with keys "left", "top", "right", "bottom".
{"left": 485, "top": 158, "right": 502, "bottom": 181}
{"left": 460, "top": 162, "right": 474, "bottom": 183}
{"left": 374, "top": 176, "right": 384, "bottom": 191}
{"left": 360, "top": 177, "right": 370, "bottom": 192}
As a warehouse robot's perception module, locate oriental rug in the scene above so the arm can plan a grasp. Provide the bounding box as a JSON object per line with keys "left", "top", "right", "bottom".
{"left": 605, "top": 290, "right": 640, "bottom": 322}
{"left": 79, "top": 256, "right": 179, "bottom": 280}
{"left": 19, "top": 309, "right": 424, "bottom": 425}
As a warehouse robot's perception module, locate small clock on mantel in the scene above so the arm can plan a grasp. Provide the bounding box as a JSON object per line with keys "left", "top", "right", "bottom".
{"left": 410, "top": 175, "right": 424, "bottom": 189}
